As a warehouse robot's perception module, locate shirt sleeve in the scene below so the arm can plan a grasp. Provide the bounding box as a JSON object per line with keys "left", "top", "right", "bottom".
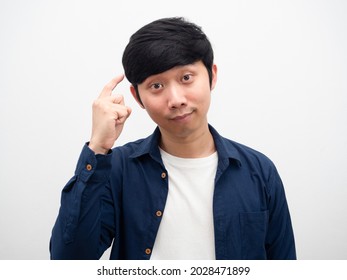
{"left": 265, "top": 166, "right": 297, "bottom": 259}
{"left": 50, "top": 143, "right": 113, "bottom": 259}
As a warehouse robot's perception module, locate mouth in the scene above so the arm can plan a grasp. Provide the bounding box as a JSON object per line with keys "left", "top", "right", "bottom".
{"left": 170, "top": 111, "right": 194, "bottom": 122}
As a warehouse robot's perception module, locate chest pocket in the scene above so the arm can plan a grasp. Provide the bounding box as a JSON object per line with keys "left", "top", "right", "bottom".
{"left": 240, "top": 211, "right": 269, "bottom": 259}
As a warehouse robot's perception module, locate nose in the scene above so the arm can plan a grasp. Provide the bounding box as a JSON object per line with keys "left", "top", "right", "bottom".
{"left": 167, "top": 84, "right": 187, "bottom": 109}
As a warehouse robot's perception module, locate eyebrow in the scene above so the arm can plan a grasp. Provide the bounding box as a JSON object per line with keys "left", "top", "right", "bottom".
{"left": 143, "top": 63, "right": 200, "bottom": 84}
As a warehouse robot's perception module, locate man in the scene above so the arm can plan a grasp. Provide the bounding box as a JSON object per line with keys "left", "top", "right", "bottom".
{"left": 50, "top": 17, "right": 296, "bottom": 260}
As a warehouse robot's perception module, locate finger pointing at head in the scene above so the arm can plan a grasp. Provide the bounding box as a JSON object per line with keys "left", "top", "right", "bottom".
{"left": 99, "top": 74, "right": 125, "bottom": 98}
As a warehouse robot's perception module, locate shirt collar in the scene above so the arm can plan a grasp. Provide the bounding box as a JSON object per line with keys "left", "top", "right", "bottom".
{"left": 208, "top": 125, "right": 242, "bottom": 167}
{"left": 129, "top": 124, "right": 242, "bottom": 167}
{"left": 129, "top": 127, "right": 162, "bottom": 162}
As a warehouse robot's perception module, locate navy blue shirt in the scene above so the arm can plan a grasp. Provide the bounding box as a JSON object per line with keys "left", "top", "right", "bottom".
{"left": 50, "top": 125, "right": 296, "bottom": 260}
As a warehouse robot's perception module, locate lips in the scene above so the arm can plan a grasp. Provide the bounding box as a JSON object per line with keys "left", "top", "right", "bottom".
{"left": 170, "top": 111, "right": 193, "bottom": 121}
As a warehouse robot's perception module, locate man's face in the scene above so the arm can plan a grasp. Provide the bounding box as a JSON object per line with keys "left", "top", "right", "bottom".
{"left": 131, "top": 61, "right": 217, "bottom": 139}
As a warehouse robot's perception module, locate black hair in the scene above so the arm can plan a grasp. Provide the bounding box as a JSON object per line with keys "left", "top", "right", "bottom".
{"left": 122, "top": 17, "right": 214, "bottom": 104}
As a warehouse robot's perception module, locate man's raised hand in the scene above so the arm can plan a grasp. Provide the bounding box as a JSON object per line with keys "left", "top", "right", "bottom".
{"left": 89, "top": 75, "right": 132, "bottom": 154}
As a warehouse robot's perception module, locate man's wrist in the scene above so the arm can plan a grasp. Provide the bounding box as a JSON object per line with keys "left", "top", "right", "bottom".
{"left": 88, "top": 142, "right": 110, "bottom": 155}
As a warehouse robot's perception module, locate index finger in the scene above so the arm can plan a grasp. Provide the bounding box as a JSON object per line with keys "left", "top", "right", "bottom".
{"left": 99, "top": 74, "right": 125, "bottom": 98}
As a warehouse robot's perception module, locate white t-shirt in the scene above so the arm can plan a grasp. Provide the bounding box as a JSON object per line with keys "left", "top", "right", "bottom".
{"left": 150, "top": 148, "right": 218, "bottom": 260}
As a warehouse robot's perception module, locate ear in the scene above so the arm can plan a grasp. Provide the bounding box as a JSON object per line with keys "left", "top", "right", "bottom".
{"left": 211, "top": 64, "right": 218, "bottom": 90}
{"left": 130, "top": 85, "right": 145, "bottom": 109}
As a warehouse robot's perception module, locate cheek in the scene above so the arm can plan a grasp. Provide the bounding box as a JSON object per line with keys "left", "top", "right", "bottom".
{"left": 193, "top": 86, "right": 211, "bottom": 107}
{"left": 144, "top": 97, "right": 161, "bottom": 110}
{"left": 142, "top": 100, "right": 164, "bottom": 120}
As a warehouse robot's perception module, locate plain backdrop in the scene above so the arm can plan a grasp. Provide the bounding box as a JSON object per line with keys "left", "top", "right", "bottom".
{"left": 0, "top": 0, "right": 346, "bottom": 260}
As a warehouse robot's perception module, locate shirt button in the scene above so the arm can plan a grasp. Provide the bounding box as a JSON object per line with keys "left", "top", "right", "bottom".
{"left": 145, "top": 248, "right": 152, "bottom": 255}
{"left": 161, "top": 172, "right": 166, "bottom": 179}
{"left": 86, "top": 164, "right": 92, "bottom": 171}
{"left": 156, "top": 210, "right": 162, "bottom": 217}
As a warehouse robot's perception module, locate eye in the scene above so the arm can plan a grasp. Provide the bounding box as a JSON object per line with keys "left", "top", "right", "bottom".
{"left": 182, "top": 74, "right": 192, "bottom": 83}
{"left": 150, "top": 83, "right": 163, "bottom": 90}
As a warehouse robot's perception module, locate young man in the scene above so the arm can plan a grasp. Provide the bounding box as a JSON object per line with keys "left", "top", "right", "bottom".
{"left": 50, "top": 17, "right": 296, "bottom": 260}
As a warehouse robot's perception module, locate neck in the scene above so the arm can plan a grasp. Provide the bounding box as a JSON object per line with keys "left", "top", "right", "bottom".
{"left": 159, "top": 124, "right": 216, "bottom": 158}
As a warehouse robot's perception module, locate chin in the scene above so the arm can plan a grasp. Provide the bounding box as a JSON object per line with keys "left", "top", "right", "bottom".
{"left": 164, "top": 123, "right": 199, "bottom": 138}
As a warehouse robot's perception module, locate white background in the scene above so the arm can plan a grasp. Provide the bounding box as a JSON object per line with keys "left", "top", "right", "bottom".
{"left": 0, "top": 0, "right": 346, "bottom": 260}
